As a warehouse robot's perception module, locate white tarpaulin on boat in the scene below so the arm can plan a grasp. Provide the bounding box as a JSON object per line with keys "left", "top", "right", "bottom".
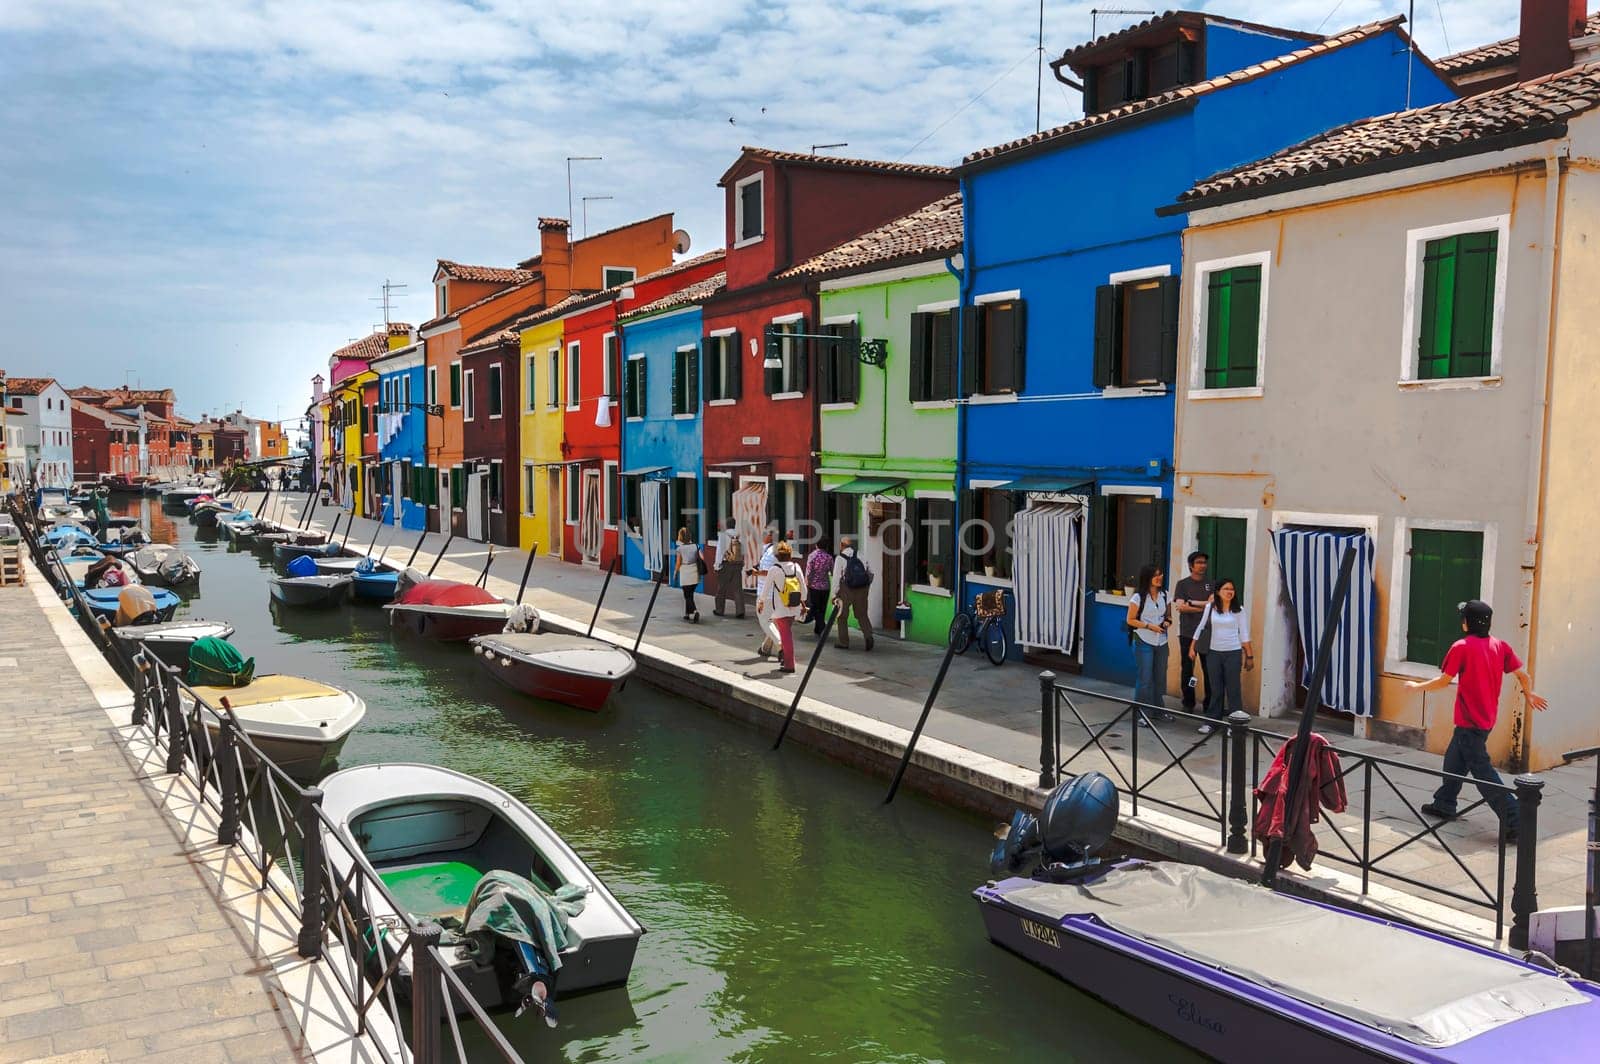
{"left": 1004, "top": 862, "right": 1587, "bottom": 1047}
{"left": 1272, "top": 528, "right": 1377, "bottom": 716}
{"left": 1012, "top": 502, "right": 1082, "bottom": 654}
{"left": 732, "top": 482, "right": 767, "bottom": 590}
{"left": 640, "top": 481, "right": 665, "bottom": 574}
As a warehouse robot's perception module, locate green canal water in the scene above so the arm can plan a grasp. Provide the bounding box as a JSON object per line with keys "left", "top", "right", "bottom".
{"left": 131, "top": 500, "right": 1192, "bottom": 1063}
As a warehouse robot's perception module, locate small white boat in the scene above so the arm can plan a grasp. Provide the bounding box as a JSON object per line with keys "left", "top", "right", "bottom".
{"left": 183, "top": 674, "right": 366, "bottom": 779}
{"left": 471, "top": 630, "right": 635, "bottom": 711}
{"left": 321, "top": 763, "right": 642, "bottom": 1018}
{"left": 111, "top": 618, "right": 236, "bottom": 670}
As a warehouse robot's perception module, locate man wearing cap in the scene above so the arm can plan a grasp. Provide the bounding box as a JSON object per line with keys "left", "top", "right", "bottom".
{"left": 1406, "top": 600, "right": 1547, "bottom": 839}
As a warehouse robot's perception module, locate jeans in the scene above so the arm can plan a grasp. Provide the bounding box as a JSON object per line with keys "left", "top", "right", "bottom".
{"left": 1132, "top": 640, "right": 1168, "bottom": 715}
{"left": 807, "top": 587, "right": 830, "bottom": 635}
{"left": 680, "top": 583, "right": 697, "bottom": 617}
{"left": 1431, "top": 727, "right": 1519, "bottom": 828}
{"left": 1204, "top": 649, "right": 1244, "bottom": 720}
{"left": 1179, "top": 635, "right": 1210, "bottom": 714}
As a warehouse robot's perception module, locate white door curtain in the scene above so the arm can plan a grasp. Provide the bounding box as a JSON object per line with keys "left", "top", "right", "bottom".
{"left": 1272, "top": 527, "right": 1377, "bottom": 717}
{"left": 578, "top": 470, "right": 603, "bottom": 560}
{"left": 1012, "top": 502, "right": 1083, "bottom": 653}
{"left": 732, "top": 482, "right": 768, "bottom": 590}
{"left": 640, "top": 480, "right": 666, "bottom": 574}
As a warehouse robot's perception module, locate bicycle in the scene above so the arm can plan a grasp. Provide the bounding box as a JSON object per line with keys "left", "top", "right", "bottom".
{"left": 948, "top": 588, "right": 1009, "bottom": 666}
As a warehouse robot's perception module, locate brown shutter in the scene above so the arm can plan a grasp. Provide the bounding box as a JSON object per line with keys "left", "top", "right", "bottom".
{"left": 1157, "top": 275, "right": 1181, "bottom": 385}
{"left": 843, "top": 321, "right": 861, "bottom": 404}
{"left": 1009, "top": 299, "right": 1027, "bottom": 395}
{"left": 1093, "top": 284, "right": 1119, "bottom": 389}
{"left": 960, "top": 305, "right": 981, "bottom": 397}
{"left": 908, "top": 312, "right": 929, "bottom": 402}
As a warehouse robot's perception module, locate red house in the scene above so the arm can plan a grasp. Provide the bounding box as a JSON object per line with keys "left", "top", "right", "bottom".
{"left": 458, "top": 325, "right": 524, "bottom": 547}
{"left": 698, "top": 148, "right": 955, "bottom": 543}
{"left": 70, "top": 401, "right": 140, "bottom": 477}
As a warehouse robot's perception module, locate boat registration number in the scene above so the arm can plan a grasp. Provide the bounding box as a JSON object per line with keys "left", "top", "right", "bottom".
{"left": 1019, "top": 918, "right": 1060, "bottom": 948}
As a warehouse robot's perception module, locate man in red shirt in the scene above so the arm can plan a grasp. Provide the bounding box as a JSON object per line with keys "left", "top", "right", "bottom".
{"left": 1406, "top": 600, "right": 1547, "bottom": 839}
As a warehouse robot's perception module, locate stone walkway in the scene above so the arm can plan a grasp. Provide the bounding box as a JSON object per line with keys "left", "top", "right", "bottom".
{"left": 306, "top": 505, "right": 1596, "bottom": 933}
{"left": 0, "top": 581, "right": 304, "bottom": 1061}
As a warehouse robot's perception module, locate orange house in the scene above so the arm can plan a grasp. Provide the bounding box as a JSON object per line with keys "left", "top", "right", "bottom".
{"left": 422, "top": 214, "right": 679, "bottom": 534}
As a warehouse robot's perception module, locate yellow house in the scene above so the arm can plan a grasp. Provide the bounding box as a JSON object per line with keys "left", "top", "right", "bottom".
{"left": 518, "top": 315, "right": 568, "bottom": 555}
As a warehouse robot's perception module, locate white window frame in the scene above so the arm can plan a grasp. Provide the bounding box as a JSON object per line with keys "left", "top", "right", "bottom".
{"left": 566, "top": 341, "right": 582, "bottom": 411}
{"left": 525, "top": 354, "right": 536, "bottom": 411}
{"left": 707, "top": 327, "right": 738, "bottom": 404}
{"left": 733, "top": 172, "right": 765, "bottom": 249}
{"left": 601, "top": 266, "right": 636, "bottom": 289}
{"left": 438, "top": 468, "right": 449, "bottom": 511}
{"left": 487, "top": 361, "right": 503, "bottom": 420}
{"left": 1093, "top": 484, "right": 1163, "bottom": 606}
{"left": 435, "top": 282, "right": 448, "bottom": 317}
{"left": 769, "top": 314, "right": 805, "bottom": 398}
{"left": 522, "top": 461, "right": 536, "bottom": 516}
{"left": 673, "top": 471, "right": 700, "bottom": 540}
{"left": 1384, "top": 517, "right": 1497, "bottom": 679}
{"left": 602, "top": 332, "right": 618, "bottom": 406}
{"left": 547, "top": 347, "right": 560, "bottom": 410}
{"left": 1398, "top": 213, "right": 1510, "bottom": 387}
{"left": 428, "top": 366, "right": 437, "bottom": 408}
{"left": 1189, "top": 251, "right": 1270, "bottom": 400}
{"left": 603, "top": 459, "right": 619, "bottom": 530}
{"left": 673, "top": 345, "right": 697, "bottom": 418}
{"left": 462, "top": 367, "right": 476, "bottom": 421}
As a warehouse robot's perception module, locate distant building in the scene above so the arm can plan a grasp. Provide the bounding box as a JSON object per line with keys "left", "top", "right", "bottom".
{"left": 70, "top": 400, "right": 141, "bottom": 477}
{"left": 6, "top": 377, "right": 74, "bottom": 486}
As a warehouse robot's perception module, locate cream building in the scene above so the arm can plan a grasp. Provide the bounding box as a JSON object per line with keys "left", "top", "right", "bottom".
{"left": 1168, "top": 63, "right": 1600, "bottom": 771}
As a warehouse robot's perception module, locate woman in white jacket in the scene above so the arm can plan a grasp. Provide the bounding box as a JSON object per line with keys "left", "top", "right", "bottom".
{"left": 763, "top": 541, "right": 805, "bottom": 673}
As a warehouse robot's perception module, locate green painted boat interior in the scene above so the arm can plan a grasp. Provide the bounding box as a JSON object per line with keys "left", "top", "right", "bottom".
{"left": 379, "top": 860, "right": 483, "bottom": 919}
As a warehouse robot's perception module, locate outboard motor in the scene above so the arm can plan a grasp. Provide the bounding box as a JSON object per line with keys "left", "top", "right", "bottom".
{"left": 990, "top": 771, "right": 1119, "bottom": 882}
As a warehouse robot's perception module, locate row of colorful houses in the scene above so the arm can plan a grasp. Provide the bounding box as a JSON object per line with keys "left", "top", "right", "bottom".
{"left": 306, "top": 4, "right": 1600, "bottom": 770}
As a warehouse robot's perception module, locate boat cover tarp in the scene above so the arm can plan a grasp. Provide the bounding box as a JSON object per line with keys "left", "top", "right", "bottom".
{"left": 1004, "top": 862, "right": 1587, "bottom": 1047}
{"left": 285, "top": 554, "right": 320, "bottom": 577}
{"left": 395, "top": 580, "right": 501, "bottom": 608}
{"left": 114, "top": 585, "right": 158, "bottom": 627}
{"left": 452, "top": 870, "right": 586, "bottom": 972}
{"left": 187, "top": 636, "right": 255, "bottom": 687}
{"left": 190, "top": 674, "right": 340, "bottom": 706}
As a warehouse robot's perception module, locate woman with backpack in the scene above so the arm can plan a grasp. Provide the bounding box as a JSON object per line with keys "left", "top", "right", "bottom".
{"left": 765, "top": 541, "right": 805, "bottom": 672}
{"left": 672, "top": 527, "right": 702, "bottom": 624}
{"left": 1125, "top": 563, "right": 1171, "bottom": 726}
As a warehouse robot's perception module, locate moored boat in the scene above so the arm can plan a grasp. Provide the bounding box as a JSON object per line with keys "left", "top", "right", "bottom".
{"left": 268, "top": 570, "right": 353, "bottom": 608}
{"left": 320, "top": 763, "right": 642, "bottom": 1019}
{"left": 190, "top": 500, "right": 235, "bottom": 528}
{"left": 160, "top": 486, "right": 206, "bottom": 511}
{"left": 183, "top": 673, "right": 365, "bottom": 779}
{"left": 272, "top": 539, "right": 342, "bottom": 564}
{"left": 471, "top": 629, "right": 634, "bottom": 711}
{"left": 127, "top": 544, "right": 201, "bottom": 588}
{"left": 383, "top": 572, "right": 518, "bottom": 641}
{"left": 112, "top": 618, "right": 236, "bottom": 670}
{"left": 53, "top": 547, "right": 139, "bottom": 589}
{"left": 81, "top": 585, "right": 179, "bottom": 622}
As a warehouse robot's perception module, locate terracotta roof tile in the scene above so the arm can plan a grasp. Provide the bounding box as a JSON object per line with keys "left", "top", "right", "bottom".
{"left": 965, "top": 18, "right": 1404, "bottom": 168}
{"left": 720, "top": 147, "right": 953, "bottom": 186}
{"left": 776, "top": 194, "right": 962, "bottom": 281}
{"left": 328, "top": 330, "right": 401, "bottom": 364}
{"left": 622, "top": 273, "right": 727, "bottom": 321}
{"left": 421, "top": 274, "right": 541, "bottom": 330}
{"left": 71, "top": 401, "right": 139, "bottom": 429}
{"left": 3, "top": 377, "right": 57, "bottom": 396}
{"left": 1179, "top": 61, "right": 1600, "bottom": 205}
{"left": 511, "top": 249, "right": 728, "bottom": 332}
{"left": 435, "top": 260, "right": 538, "bottom": 285}
{"left": 1437, "top": 13, "right": 1600, "bottom": 75}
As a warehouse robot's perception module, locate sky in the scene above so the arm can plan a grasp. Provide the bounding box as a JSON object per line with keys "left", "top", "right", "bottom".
{"left": 0, "top": 1, "right": 1518, "bottom": 429}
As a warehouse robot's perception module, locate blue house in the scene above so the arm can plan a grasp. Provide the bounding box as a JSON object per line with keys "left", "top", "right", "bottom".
{"left": 955, "top": 13, "right": 1454, "bottom": 683}
{"left": 617, "top": 272, "right": 727, "bottom": 580}
{"left": 371, "top": 337, "right": 430, "bottom": 530}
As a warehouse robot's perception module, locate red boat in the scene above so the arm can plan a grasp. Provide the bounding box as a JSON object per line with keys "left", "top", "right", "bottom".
{"left": 383, "top": 577, "right": 516, "bottom": 642}
{"left": 470, "top": 632, "right": 636, "bottom": 711}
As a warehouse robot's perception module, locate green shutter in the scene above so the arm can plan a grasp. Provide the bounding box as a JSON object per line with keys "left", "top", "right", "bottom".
{"left": 1088, "top": 497, "right": 1111, "bottom": 590}
{"left": 1195, "top": 515, "right": 1248, "bottom": 595}
{"left": 909, "top": 312, "right": 929, "bottom": 402}
{"left": 607, "top": 337, "right": 621, "bottom": 402}
{"left": 449, "top": 364, "right": 461, "bottom": 406}
{"left": 1418, "top": 236, "right": 1456, "bottom": 380}
{"left": 1204, "top": 267, "right": 1261, "bottom": 390}
{"left": 687, "top": 344, "right": 700, "bottom": 410}
{"left": 1093, "top": 285, "right": 1119, "bottom": 389}
{"left": 727, "top": 331, "right": 743, "bottom": 400}
{"left": 671, "top": 353, "right": 683, "bottom": 415}
{"left": 960, "top": 306, "right": 981, "bottom": 397}
{"left": 1406, "top": 529, "right": 1483, "bottom": 666}
{"left": 764, "top": 326, "right": 780, "bottom": 396}
{"left": 1452, "top": 231, "right": 1497, "bottom": 378}
{"left": 637, "top": 358, "right": 648, "bottom": 418}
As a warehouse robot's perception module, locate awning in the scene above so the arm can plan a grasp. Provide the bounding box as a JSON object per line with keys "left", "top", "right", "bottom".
{"left": 620, "top": 465, "right": 669, "bottom": 477}
{"left": 708, "top": 460, "right": 773, "bottom": 469}
{"left": 826, "top": 477, "right": 905, "bottom": 495}
{"left": 999, "top": 476, "right": 1095, "bottom": 494}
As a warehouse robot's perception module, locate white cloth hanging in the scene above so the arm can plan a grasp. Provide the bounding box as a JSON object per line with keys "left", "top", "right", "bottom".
{"left": 640, "top": 481, "right": 665, "bottom": 573}
{"left": 1012, "top": 502, "right": 1083, "bottom": 653}
{"left": 732, "top": 482, "right": 768, "bottom": 590}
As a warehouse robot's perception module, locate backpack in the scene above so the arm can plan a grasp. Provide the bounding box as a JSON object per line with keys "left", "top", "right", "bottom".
{"left": 843, "top": 552, "right": 872, "bottom": 590}
{"left": 781, "top": 563, "right": 804, "bottom": 607}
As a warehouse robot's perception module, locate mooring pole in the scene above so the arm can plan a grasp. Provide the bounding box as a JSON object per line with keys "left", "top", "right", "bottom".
{"left": 515, "top": 544, "right": 539, "bottom": 605}
{"left": 363, "top": 514, "right": 383, "bottom": 559}
{"left": 339, "top": 512, "right": 355, "bottom": 549}
{"left": 405, "top": 530, "right": 429, "bottom": 569}
{"left": 587, "top": 557, "right": 618, "bottom": 638}
{"left": 476, "top": 544, "right": 496, "bottom": 588}
{"left": 884, "top": 638, "right": 961, "bottom": 805}
{"left": 631, "top": 565, "right": 667, "bottom": 656}
{"left": 297, "top": 485, "right": 315, "bottom": 528}
{"left": 1262, "top": 543, "right": 1357, "bottom": 887}
{"left": 773, "top": 604, "right": 841, "bottom": 750}
{"left": 425, "top": 532, "right": 454, "bottom": 577}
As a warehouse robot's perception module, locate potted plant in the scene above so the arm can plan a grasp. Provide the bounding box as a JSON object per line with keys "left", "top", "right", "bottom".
{"left": 928, "top": 563, "right": 944, "bottom": 589}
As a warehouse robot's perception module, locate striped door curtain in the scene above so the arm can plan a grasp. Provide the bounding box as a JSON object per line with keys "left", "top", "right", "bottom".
{"left": 1271, "top": 528, "right": 1377, "bottom": 716}
{"left": 578, "top": 472, "right": 604, "bottom": 560}
{"left": 1012, "top": 502, "right": 1082, "bottom": 653}
{"left": 640, "top": 481, "right": 666, "bottom": 574}
{"left": 732, "top": 482, "right": 768, "bottom": 589}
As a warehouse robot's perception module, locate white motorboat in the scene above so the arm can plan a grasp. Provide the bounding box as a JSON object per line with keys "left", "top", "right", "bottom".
{"left": 471, "top": 630, "right": 635, "bottom": 711}
{"left": 182, "top": 674, "right": 366, "bottom": 779}
{"left": 127, "top": 544, "right": 201, "bottom": 587}
{"left": 320, "top": 763, "right": 642, "bottom": 1018}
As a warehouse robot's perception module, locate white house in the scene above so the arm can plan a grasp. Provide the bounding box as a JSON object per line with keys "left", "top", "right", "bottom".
{"left": 5, "top": 377, "right": 74, "bottom": 487}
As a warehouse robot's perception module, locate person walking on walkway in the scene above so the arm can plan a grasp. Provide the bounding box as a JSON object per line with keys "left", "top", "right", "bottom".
{"left": 1190, "top": 579, "right": 1251, "bottom": 735}
{"left": 765, "top": 541, "right": 805, "bottom": 672}
{"left": 713, "top": 518, "right": 745, "bottom": 618}
{"left": 752, "top": 530, "right": 779, "bottom": 658}
{"left": 672, "top": 527, "right": 702, "bottom": 624}
{"left": 1409, "top": 600, "right": 1547, "bottom": 840}
{"left": 804, "top": 537, "right": 834, "bottom": 636}
{"left": 1126, "top": 564, "right": 1171, "bottom": 725}
{"left": 831, "top": 536, "right": 874, "bottom": 651}
{"left": 1174, "top": 551, "right": 1215, "bottom": 719}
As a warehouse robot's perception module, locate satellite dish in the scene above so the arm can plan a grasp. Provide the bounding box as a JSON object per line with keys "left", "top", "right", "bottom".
{"left": 672, "top": 229, "right": 692, "bottom": 255}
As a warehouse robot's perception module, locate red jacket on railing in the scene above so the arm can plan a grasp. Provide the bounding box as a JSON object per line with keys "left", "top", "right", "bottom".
{"left": 1254, "top": 732, "right": 1348, "bottom": 871}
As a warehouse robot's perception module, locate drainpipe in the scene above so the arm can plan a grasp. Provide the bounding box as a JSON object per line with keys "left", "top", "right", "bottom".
{"left": 1514, "top": 145, "right": 1566, "bottom": 773}
{"left": 955, "top": 172, "right": 976, "bottom": 616}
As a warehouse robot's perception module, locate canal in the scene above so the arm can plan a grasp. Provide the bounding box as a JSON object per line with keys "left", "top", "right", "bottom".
{"left": 131, "top": 499, "right": 1191, "bottom": 1063}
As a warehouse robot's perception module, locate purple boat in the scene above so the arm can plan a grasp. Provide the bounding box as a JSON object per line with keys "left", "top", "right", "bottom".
{"left": 976, "top": 860, "right": 1600, "bottom": 1062}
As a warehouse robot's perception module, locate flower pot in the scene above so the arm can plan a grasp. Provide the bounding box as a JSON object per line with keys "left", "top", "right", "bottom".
{"left": 983, "top": 564, "right": 996, "bottom": 577}
{"left": 928, "top": 573, "right": 943, "bottom": 588}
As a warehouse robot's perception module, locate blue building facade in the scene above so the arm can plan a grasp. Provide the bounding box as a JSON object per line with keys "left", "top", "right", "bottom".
{"left": 617, "top": 277, "right": 723, "bottom": 581}
{"left": 956, "top": 15, "right": 1454, "bottom": 683}
{"left": 372, "top": 341, "right": 428, "bottom": 530}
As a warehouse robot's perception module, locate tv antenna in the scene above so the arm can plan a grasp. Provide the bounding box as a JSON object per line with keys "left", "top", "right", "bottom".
{"left": 582, "top": 195, "right": 613, "bottom": 237}
{"left": 371, "top": 278, "right": 408, "bottom": 326}
{"left": 811, "top": 142, "right": 848, "bottom": 153}
{"left": 1090, "top": 7, "right": 1155, "bottom": 38}
{"left": 566, "top": 155, "right": 602, "bottom": 228}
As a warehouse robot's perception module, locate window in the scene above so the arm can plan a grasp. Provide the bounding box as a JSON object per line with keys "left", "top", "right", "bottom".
{"left": 1095, "top": 275, "right": 1178, "bottom": 389}
{"left": 771, "top": 479, "right": 805, "bottom": 538}
{"left": 522, "top": 463, "right": 536, "bottom": 515}
{"left": 404, "top": 375, "right": 412, "bottom": 410}
{"left": 566, "top": 343, "right": 581, "bottom": 409}
{"left": 817, "top": 320, "right": 860, "bottom": 405}
{"left": 428, "top": 367, "right": 437, "bottom": 408}
{"left": 1198, "top": 261, "right": 1263, "bottom": 392}
{"left": 1405, "top": 528, "right": 1483, "bottom": 666}
{"left": 622, "top": 475, "right": 643, "bottom": 533}
{"left": 359, "top": 402, "right": 369, "bottom": 435}
{"left": 438, "top": 469, "right": 449, "bottom": 509}
{"left": 605, "top": 462, "right": 619, "bottom": 529}
{"left": 436, "top": 282, "right": 448, "bottom": 317}
{"left": 671, "top": 476, "right": 701, "bottom": 543}
{"left": 1194, "top": 515, "right": 1248, "bottom": 595}
{"left": 603, "top": 333, "right": 619, "bottom": 403}
{"left": 463, "top": 368, "right": 476, "bottom": 421}
{"left": 488, "top": 363, "right": 502, "bottom": 418}
{"left": 961, "top": 298, "right": 1026, "bottom": 396}
{"left": 602, "top": 266, "right": 636, "bottom": 289}
{"left": 449, "top": 362, "right": 461, "bottom": 408}
{"left": 565, "top": 468, "right": 579, "bottom": 523}
{"left": 962, "top": 488, "right": 1019, "bottom": 578}
{"left": 1417, "top": 230, "right": 1498, "bottom": 380}
{"left": 705, "top": 331, "right": 741, "bottom": 401}
{"left": 625, "top": 356, "right": 648, "bottom": 419}
{"left": 910, "top": 309, "right": 957, "bottom": 402}
{"left": 765, "top": 319, "right": 807, "bottom": 396}
{"left": 672, "top": 345, "right": 699, "bottom": 415}
{"left": 451, "top": 465, "right": 466, "bottom": 510}
{"left": 525, "top": 355, "right": 536, "bottom": 411}
{"left": 735, "top": 173, "right": 764, "bottom": 245}
{"left": 909, "top": 497, "right": 955, "bottom": 588}
{"left": 488, "top": 460, "right": 503, "bottom": 510}
{"left": 1083, "top": 39, "right": 1197, "bottom": 114}
{"left": 547, "top": 348, "right": 560, "bottom": 409}
{"left": 1090, "top": 492, "right": 1170, "bottom": 594}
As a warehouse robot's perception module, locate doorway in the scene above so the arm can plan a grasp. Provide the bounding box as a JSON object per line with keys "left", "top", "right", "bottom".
{"left": 865, "top": 498, "right": 902, "bottom": 635}
{"left": 546, "top": 469, "right": 562, "bottom": 554}
{"left": 466, "top": 469, "right": 487, "bottom": 541}
{"left": 580, "top": 469, "right": 603, "bottom": 563}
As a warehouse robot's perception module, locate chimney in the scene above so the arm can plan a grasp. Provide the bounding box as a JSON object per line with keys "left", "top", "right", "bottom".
{"left": 539, "top": 217, "right": 572, "bottom": 303}
{"left": 1519, "top": 0, "right": 1586, "bottom": 82}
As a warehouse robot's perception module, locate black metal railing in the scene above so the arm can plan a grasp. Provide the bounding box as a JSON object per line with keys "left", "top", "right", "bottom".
{"left": 8, "top": 495, "right": 524, "bottom": 1064}
{"left": 1042, "top": 675, "right": 1542, "bottom": 946}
